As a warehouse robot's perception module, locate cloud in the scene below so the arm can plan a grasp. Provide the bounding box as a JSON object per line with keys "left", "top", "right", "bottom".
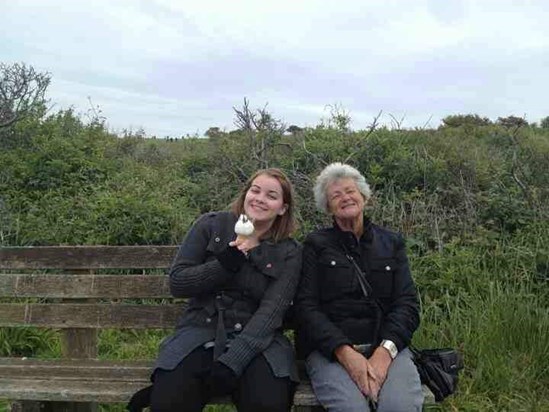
{"left": 1, "top": 0, "right": 548, "bottom": 136}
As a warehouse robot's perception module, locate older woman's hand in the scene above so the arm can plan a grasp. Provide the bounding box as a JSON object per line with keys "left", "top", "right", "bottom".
{"left": 335, "top": 345, "right": 379, "bottom": 398}
{"left": 367, "top": 347, "right": 393, "bottom": 401}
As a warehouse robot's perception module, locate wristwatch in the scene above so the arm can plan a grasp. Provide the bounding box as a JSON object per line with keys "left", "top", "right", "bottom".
{"left": 380, "top": 339, "right": 398, "bottom": 359}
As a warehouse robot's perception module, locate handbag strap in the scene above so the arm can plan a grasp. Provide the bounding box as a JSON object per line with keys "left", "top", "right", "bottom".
{"left": 340, "top": 242, "right": 384, "bottom": 345}
{"left": 342, "top": 245, "right": 374, "bottom": 298}
{"left": 340, "top": 242, "right": 378, "bottom": 302}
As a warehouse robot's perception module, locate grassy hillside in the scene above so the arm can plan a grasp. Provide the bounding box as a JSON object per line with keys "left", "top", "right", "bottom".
{"left": 1, "top": 108, "right": 548, "bottom": 411}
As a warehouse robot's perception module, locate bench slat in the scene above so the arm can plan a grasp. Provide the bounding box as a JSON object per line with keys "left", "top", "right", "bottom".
{"left": 0, "top": 246, "right": 178, "bottom": 270}
{"left": 0, "top": 358, "right": 319, "bottom": 405}
{"left": 0, "top": 303, "right": 182, "bottom": 328}
{"left": 0, "top": 379, "right": 150, "bottom": 403}
{"left": 0, "top": 378, "right": 318, "bottom": 405}
{"left": 0, "top": 274, "right": 171, "bottom": 298}
{"left": 0, "top": 357, "right": 434, "bottom": 405}
{"left": 0, "top": 358, "right": 151, "bottom": 381}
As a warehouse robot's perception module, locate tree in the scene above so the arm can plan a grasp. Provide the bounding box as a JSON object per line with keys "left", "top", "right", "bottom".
{"left": 323, "top": 103, "right": 352, "bottom": 132}
{"left": 0, "top": 62, "right": 50, "bottom": 129}
{"left": 497, "top": 115, "right": 529, "bottom": 129}
{"left": 286, "top": 125, "right": 303, "bottom": 135}
{"left": 205, "top": 126, "right": 223, "bottom": 139}
{"left": 441, "top": 114, "right": 491, "bottom": 128}
{"left": 232, "top": 98, "right": 286, "bottom": 169}
{"left": 540, "top": 116, "right": 549, "bottom": 129}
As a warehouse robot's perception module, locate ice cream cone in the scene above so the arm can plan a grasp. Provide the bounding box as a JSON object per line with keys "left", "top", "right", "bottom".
{"left": 234, "top": 214, "right": 254, "bottom": 241}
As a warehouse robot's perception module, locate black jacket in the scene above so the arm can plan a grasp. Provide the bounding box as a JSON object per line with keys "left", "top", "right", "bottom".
{"left": 295, "top": 218, "right": 420, "bottom": 360}
{"left": 154, "top": 211, "right": 301, "bottom": 380}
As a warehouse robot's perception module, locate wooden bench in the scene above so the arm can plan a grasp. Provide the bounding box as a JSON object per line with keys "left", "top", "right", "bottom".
{"left": 0, "top": 246, "right": 321, "bottom": 412}
{"left": 0, "top": 246, "right": 434, "bottom": 411}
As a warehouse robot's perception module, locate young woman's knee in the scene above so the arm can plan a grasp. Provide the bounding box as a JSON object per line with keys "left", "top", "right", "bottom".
{"left": 237, "top": 388, "right": 292, "bottom": 412}
{"left": 150, "top": 390, "right": 189, "bottom": 412}
{"left": 149, "top": 373, "right": 205, "bottom": 412}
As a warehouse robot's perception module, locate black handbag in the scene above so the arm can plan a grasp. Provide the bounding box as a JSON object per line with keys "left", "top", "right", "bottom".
{"left": 410, "top": 347, "right": 464, "bottom": 402}
{"left": 342, "top": 244, "right": 464, "bottom": 402}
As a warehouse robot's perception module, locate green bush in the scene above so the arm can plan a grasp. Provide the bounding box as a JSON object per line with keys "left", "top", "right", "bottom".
{"left": 1, "top": 104, "right": 548, "bottom": 410}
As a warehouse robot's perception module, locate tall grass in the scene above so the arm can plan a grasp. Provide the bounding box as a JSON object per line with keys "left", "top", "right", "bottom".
{"left": 413, "top": 223, "right": 549, "bottom": 411}
{"left": 0, "top": 327, "right": 59, "bottom": 357}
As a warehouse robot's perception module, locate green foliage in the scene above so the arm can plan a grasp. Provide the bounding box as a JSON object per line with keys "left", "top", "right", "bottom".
{"left": 1, "top": 102, "right": 548, "bottom": 410}
{"left": 286, "top": 124, "right": 303, "bottom": 134}
{"left": 98, "top": 329, "right": 171, "bottom": 360}
{"left": 0, "top": 109, "right": 199, "bottom": 245}
{"left": 0, "top": 327, "right": 59, "bottom": 357}
{"left": 540, "top": 115, "right": 549, "bottom": 129}
{"left": 497, "top": 115, "right": 529, "bottom": 129}
{"left": 441, "top": 114, "right": 491, "bottom": 128}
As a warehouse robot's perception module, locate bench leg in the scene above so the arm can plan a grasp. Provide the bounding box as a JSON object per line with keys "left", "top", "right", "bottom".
{"left": 47, "top": 402, "right": 98, "bottom": 412}
{"left": 57, "top": 325, "right": 98, "bottom": 412}
{"left": 10, "top": 401, "right": 42, "bottom": 412}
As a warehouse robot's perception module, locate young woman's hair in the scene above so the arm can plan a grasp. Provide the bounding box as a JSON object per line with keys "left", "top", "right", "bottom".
{"left": 313, "top": 162, "right": 372, "bottom": 213}
{"left": 231, "top": 168, "right": 297, "bottom": 241}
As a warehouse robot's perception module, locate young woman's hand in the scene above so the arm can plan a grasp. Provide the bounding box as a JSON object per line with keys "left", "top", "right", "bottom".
{"left": 207, "top": 361, "right": 238, "bottom": 397}
{"left": 229, "top": 234, "right": 260, "bottom": 255}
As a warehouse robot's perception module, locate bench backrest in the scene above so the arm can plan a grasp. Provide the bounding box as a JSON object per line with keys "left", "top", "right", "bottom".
{"left": 0, "top": 246, "right": 180, "bottom": 330}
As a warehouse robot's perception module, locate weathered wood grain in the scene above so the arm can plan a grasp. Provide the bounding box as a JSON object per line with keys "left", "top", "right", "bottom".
{"left": 61, "top": 328, "right": 97, "bottom": 360}
{"left": 0, "top": 358, "right": 321, "bottom": 405}
{"left": 59, "top": 267, "right": 99, "bottom": 412}
{"left": 0, "top": 274, "right": 171, "bottom": 298}
{"left": 0, "top": 303, "right": 182, "bottom": 328}
{"left": 0, "top": 377, "right": 319, "bottom": 405}
{"left": 0, "top": 358, "right": 152, "bottom": 381}
{"left": 0, "top": 357, "right": 431, "bottom": 399}
{"left": 0, "top": 246, "right": 178, "bottom": 270}
{"left": 0, "top": 379, "right": 150, "bottom": 403}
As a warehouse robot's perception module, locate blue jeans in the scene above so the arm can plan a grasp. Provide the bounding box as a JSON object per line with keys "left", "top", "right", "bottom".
{"left": 306, "top": 348, "right": 423, "bottom": 412}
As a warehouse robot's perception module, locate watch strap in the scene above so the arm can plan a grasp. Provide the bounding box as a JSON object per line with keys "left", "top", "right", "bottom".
{"left": 381, "top": 339, "right": 398, "bottom": 359}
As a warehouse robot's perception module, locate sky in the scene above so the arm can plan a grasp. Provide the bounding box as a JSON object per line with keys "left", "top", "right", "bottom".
{"left": 1, "top": 0, "right": 548, "bottom": 137}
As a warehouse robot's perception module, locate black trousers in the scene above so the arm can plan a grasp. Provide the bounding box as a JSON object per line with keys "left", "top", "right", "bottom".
{"left": 150, "top": 346, "right": 294, "bottom": 412}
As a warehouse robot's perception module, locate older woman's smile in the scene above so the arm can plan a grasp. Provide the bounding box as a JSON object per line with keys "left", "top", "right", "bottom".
{"left": 327, "top": 178, "right": 366, "bottom": 220}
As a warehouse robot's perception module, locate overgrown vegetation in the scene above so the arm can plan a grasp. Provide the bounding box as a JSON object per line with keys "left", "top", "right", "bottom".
{"left": 1, "top": 66, "right": 548, "bottom": 410}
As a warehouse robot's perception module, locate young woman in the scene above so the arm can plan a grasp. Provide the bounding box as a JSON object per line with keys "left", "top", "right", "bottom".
{"left": 129, "top": 168, "right": 301, "bottom": 412}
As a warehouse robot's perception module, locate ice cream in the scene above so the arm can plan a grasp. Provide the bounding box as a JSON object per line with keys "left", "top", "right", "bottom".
{"left": 234, "top": 214, "right": 254, "bottom": 241}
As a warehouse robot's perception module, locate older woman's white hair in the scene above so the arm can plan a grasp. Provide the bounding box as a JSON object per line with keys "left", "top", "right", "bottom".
{"left": 314, "top": 162, "right": 372, "bottom": 213}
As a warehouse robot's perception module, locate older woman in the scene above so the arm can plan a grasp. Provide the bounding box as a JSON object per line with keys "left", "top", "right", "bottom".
{"left": 295, "top": 163, "right": 423, "bottom": 411}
